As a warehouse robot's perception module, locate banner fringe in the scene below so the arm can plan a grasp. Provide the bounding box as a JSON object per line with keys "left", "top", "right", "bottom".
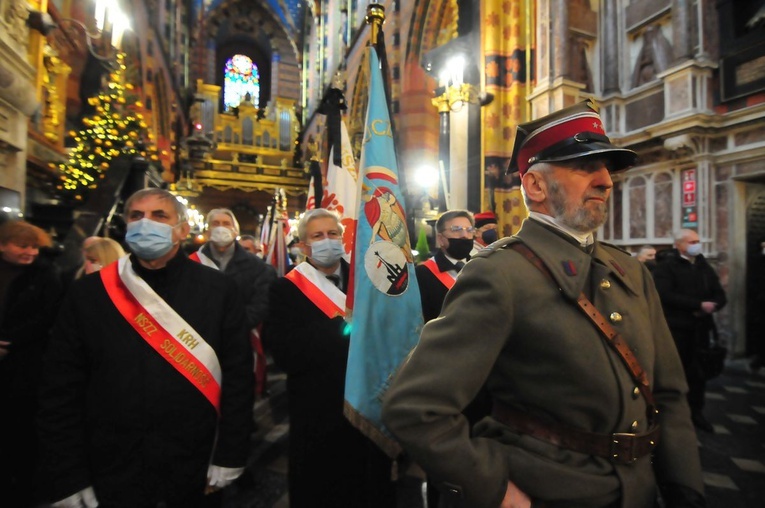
{"left": 343, "top": 400, "right": 401, "bottom": 459}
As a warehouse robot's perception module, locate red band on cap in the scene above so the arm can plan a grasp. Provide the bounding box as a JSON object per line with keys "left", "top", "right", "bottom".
{"left": 518, "top": 113, "right": 605, "bottom": 175}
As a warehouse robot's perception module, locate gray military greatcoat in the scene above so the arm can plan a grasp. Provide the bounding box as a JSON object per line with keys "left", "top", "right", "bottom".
{"left": 382, "top": 218, "right": 704, "bottom": 508}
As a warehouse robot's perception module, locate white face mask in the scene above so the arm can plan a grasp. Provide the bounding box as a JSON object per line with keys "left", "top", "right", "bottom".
{"left": 210, "top": 226, "right": 235, "bottom": 247}
{"left": 309, "top": 238, "right": 345, "bottom": 267}
{"left": 686, "top": 243, "right": 702, "bottom": 257}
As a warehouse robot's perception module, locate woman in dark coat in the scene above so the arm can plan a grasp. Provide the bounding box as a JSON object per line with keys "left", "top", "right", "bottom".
{"left": 0, "top": 220, "right": 63, "bottom": 508}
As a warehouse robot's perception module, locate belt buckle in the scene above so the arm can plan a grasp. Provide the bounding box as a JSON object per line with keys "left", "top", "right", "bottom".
{"left": 610, "top": 432, "right": 638, "bottom": 464}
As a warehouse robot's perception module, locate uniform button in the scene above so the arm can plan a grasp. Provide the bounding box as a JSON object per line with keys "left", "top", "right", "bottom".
{"left": 610, "top": 312, "right": 623, "bottom": 323}
{"left": 630, "top": 420, "right": 639, "bottom": 432}
{"left": 600, "top": 279, "right": 611, "bottom": 290}
{"left": 632, "top": 387, "right": 640, "bottom": 399}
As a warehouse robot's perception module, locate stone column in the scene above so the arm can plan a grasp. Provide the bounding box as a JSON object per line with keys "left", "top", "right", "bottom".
{"left": 552, "top": 0, "right": 569, "bottom": 80}
{"left": 449, "top": 106, "right": 468, "bottom": 210}
{"left": 672, "top": 0, "right": 693, "bottom": 61}
{"left": 602, "top": 0, "right": 619, "bottom": 93}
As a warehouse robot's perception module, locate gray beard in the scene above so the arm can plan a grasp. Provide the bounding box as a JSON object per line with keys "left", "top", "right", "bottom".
{"left": 547, "top": 180, "right": 609, "bottom": 234}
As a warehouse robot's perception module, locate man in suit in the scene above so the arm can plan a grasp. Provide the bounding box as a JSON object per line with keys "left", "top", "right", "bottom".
{"left": 383, "top": 100, "right": 705, "bottom": 508}
{"left": 262, "top": 208, "right": 395, "bottom": 508}
{"left": 416, "top": 210, "right": 475, "bottom": 322}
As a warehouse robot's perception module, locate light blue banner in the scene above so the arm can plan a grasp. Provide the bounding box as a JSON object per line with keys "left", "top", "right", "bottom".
{"left": 344, "top": 46, "right": 424, "bottom": 458}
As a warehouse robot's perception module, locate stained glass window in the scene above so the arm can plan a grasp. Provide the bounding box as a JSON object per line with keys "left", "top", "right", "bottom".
{"left": 223, "top": 55, "right": 260, "bottom": 111}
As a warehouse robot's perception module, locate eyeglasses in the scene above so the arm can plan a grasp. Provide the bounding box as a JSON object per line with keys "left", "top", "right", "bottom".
{"left": 447, "top": 225, "right": 476, "bottom": 234}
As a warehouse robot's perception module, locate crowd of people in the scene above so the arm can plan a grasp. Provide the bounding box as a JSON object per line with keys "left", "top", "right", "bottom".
{"left": 0, "top": 100, "right": 742, "bottom": 508}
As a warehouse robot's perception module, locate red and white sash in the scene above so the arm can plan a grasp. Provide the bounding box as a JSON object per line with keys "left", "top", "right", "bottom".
{"left": 100, "top": 256, "right": 222, "bottom": 413}
{"left": 285, "top": 262, "right": 346, "bottom": 318}
{"left": 189, "top": 250, "right": 218, "bottom": 269}
{"left": 422, "top": 258, "right": 456, "bottom": 290}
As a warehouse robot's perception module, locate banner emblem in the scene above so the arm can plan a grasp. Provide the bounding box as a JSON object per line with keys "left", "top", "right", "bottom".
{"left": 364, "top": 240, "right": 408, "bottom": 296}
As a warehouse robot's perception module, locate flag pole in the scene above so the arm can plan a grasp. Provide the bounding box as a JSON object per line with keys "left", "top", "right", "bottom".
{"left": 365, "top": 2, "right": 384, "bottom": 46}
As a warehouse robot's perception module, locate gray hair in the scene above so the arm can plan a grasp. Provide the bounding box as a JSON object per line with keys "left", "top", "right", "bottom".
{"left": 206, "top": 208, "right": 241, "bottom": 233}
{"left": 520, "top": 162, "right": 554, "bottom": 208}
{"left": 673, "top": 229, "right": 696, "bottom": 243}
{"left": 124, "top": 188, "right": 187, "bottom": 223}
{"left": 297, "top": 208, "right": 344, "bottom": 241}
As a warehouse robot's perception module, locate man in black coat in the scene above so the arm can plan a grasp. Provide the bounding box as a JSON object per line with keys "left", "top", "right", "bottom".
{"left": 196, "top": 208, "right": 276, "bottom": 330}
{"left": 653, "top": 228, "right": 727, "bottom": 432}
{"left": 38, "top": 189, "right": 254, "bottom": 508}
{"left": 262, "top": 208, "right": 395, "bottom": 508}
{"left": 415, "top": 210, "right": 475, "bottom": 322}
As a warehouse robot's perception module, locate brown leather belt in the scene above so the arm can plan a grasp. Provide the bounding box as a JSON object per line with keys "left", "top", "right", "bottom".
{"left": 492, "top": 403, "right": 660, "bottom": 465}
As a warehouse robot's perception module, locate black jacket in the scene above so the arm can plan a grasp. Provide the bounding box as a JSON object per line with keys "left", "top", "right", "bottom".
{"left": 0, "top": 258, "right": 63, "bottom": 388}
{"left": 652, "top": 249, "right": 727, "bottom": 332}
{"left": 37, "top": 252, "right": 254, "bottom": 506}
{"left": 261, "top": 260, "right": 394, "bottom": 508}
{"left": 201, "top": 242, "right": 276, "bottom": 329}
{"left": 0, "top": 257, "right": 63, "bottom": 504}
{"left": 415, "top": 250, "right": 462, "bottom": 323}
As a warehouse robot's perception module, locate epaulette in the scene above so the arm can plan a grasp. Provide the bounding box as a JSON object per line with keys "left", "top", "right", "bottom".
{"left": 598, "top": 240, "right": 631, "bottom": 256}
{"left": 471, "top": 236, "right": 521, "bottom": 259}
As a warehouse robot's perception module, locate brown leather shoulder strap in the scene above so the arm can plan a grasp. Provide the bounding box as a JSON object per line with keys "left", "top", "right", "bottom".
{"left": 508, "top": 242, "right": 657, "bottom": 424}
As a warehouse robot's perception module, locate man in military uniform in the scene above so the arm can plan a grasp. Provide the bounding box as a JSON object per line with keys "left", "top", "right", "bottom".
{"left": 382, "top": 100, "right": 705, "bottom": 508}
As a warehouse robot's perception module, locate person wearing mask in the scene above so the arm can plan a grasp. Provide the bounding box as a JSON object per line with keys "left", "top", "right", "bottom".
{"left": 471, "top": 211, "right": 499, "bottom": 255}
{"left": 382, "top": 100, "right": 705, "bottom": 508}
{"left": 38, "top": 189, "right": 254, "bottom": 508}
{"left": 262, "top": 208, "right": 396, "bottom": 508}
{"left": 416, "top": 210, "right": 475, "bottom": 323}
{"left": 653, "top": 229, "right": 727, "bottom": 433}
{"left": 0, "top": 221, "right": 63, "bottom": 508}
{"left": 287, "top": 237, "right": 303, "bottom": 265}
{"left": 192, "top": 208, "right": 276, "bottom": 331}
{"left": 238, "top": 234, "right": 262, "bottom": 257}
{"left": 75, "top": 237, "right": 126, "bottom": 278}
{"left": 192, "top": 209, "right": 276, "bottom": 399}
{"left": 636, "top": 245, "right": 658, "bottom": 272}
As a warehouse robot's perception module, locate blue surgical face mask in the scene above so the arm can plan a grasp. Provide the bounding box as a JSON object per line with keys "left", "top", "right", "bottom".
{"left": 309, "top": 238, "right": 345, "bottom": 267}
{"left": 686, "top": 243, "right": 702, "bottom": 257}
{"left": 125, "top": 218, "right": 179, "bottom": 260}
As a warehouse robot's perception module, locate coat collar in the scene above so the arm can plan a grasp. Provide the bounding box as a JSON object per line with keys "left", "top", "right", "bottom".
{"left": 516, "top": 219, "right": 639, "bottom": 300}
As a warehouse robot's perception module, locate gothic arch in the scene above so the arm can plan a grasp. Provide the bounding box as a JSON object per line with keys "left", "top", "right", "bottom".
{"left": 204, "top": 0, "right": 301, "bottom": 104}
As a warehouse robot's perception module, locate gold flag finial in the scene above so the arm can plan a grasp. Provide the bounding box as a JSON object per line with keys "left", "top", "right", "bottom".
{"left": 365, "top": 3, "right": 386, "bottom": 44}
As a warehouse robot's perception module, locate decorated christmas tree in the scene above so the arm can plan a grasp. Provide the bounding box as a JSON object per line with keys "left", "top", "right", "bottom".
{"left": 56, "top": 52, "right": 158, "bottom": 202}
